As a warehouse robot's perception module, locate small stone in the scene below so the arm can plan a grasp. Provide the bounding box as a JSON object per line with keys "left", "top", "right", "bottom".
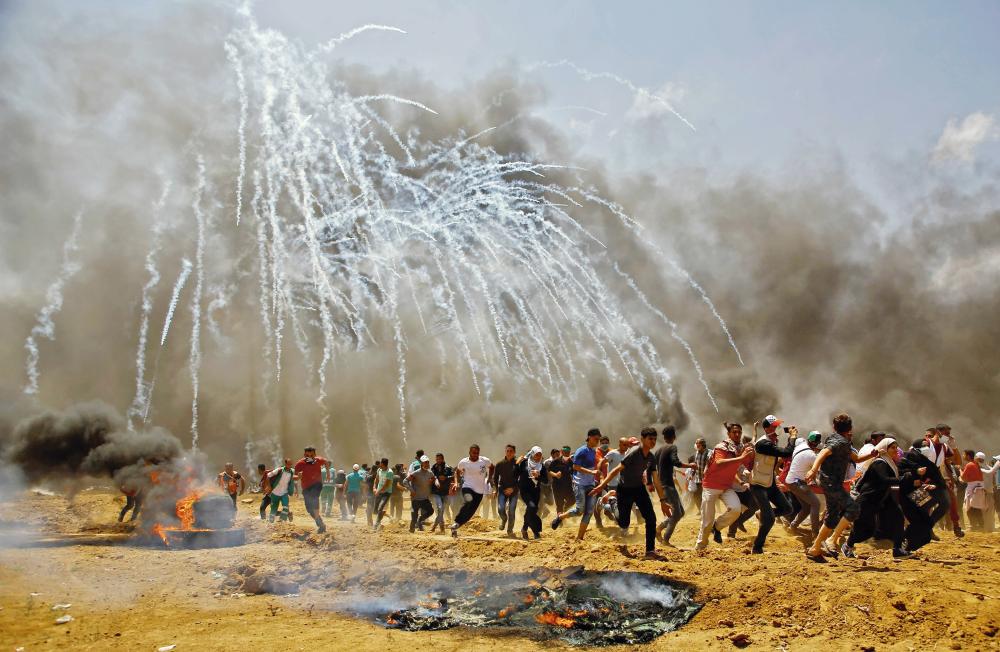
{"left": 54, "top": 615, "right": 73, "bottom": 625}
{"left": 730, "top": 632, "right": 751, "bottom": 648}
{"left": 892, "top": 600, "right": 906, "bottom": 611}
{"left": 718, "top": 619, "right": 734, "bottom": 628}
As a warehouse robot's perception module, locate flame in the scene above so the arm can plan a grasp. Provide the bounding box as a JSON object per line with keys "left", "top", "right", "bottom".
{"left": 386, "top": 616, "right": 398, "bottom": 626}
{"left": 152, "top": 487, "right": 209, "bottom": 546}
{"left": 536, "top": 610, "right": 576, "bottom": 628}
{"left": 498, "top": 605, "right": 516, "bottom": 618}
{"left": 523, "top": 594, "right": 535, "bottom": 605}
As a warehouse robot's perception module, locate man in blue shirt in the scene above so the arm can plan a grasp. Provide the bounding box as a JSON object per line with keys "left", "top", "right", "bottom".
{"left": 345, "top": 464, "right": 364, "bottom": 522}
{"left": 551, "top": 428, "right": 602, "bottom": 540}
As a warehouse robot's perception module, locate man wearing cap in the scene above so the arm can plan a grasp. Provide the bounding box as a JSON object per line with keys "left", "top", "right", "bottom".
{"left": 740, "top": 415, "right": 797, "bottom": 554}
{"left": 345, "top": 464, "right": 364, "bottom": 521}
{"left": 785, "top": 431, "right": 823, "bottom": 538}
{"left": 405, "top": 455, "right": 437, "bottom": 533}
{"left": 551, "top": 428, "right": 602, "bottom": 541}
{"left": 429, "top": 453, "right": 453, "bottom": 533}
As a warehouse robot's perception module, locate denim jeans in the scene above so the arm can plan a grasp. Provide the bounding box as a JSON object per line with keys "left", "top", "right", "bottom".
{"left": 497, "top": 492, "right": 518, "bottom": 529}
{"left": 431, "top": 494, "right": 447, "bottom": 526}
{"left": 566, "top": 482, "right": 596, "bottom": 525}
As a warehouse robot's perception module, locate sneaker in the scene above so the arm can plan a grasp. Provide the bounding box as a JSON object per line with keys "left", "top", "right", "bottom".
{"left": 953, "top": 526, "right": 965, "bottom": 539}
{"left": 750, "top": 546, "right": 764, "bottom": 555}
{"left": 821, "top": 539, "right": 839, "bottom": 558}
{"left": 713, "top": 528, "right": 722, "bottom": 544}
{"left": 551, "top": 516, "right": 563, "bottom": 530}
{"left": 840, "top": 543, "right": 856, "bottom": 558}
{"left": 893, "top": 547, "right": 913, "bottom": 559}
{"left": 533, "top": 531, "right": 541, "bottom": 540}
{"left": 737, "top": 522, "right": 747, "bottom": 533}
{"left": 498, "top": 517, "right": 507, "bottom": 531}
{"left": 450, "top": 524, "right": 459, "bottom": 538}
{"left": 930, "top": 531, "right": 940, "bottom": 542}
{"left": 317, "top": 524, "right": 326, "bottom": 534}
{"left": 409, "top": 524, "right": 415, "bottom": 533}
{"left": 521, "top": 529, "right": 529, "bottom": 540}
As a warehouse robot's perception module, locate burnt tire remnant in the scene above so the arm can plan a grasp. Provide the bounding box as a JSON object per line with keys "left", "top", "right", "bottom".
{"left": 369, "top": 568, "right": 701, "bottom": 646}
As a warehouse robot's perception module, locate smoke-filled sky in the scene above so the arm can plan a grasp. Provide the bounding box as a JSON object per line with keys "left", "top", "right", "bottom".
{"left": 1, "top": 1, "right": 998, "bottom": 471}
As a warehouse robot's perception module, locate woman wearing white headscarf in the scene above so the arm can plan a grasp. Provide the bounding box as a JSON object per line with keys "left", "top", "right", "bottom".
{"left": 843, "top": 438, "right": 926, "bottom": 559}
{"left": 515, "top": 446, "right": 548, "bottom": 540}
{"left": 975, "top": 452, "right": 1000, "bottom": 532}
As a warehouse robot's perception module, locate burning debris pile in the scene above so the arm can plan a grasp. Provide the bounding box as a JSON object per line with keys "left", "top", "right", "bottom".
{"left": 374, "top": 568, "right": 700, "bottom": 646}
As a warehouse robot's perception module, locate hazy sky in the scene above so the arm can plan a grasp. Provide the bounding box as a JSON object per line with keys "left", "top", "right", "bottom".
{"left": 257, "top": 1, "right": 1000, "bottom": 182}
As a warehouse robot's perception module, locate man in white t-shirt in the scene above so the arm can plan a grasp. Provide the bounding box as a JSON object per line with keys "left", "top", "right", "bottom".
{"left": 450, "top": 444, "right": 494, "bottom": 538}
{"left": 266, "top": 458, "right": 296, "bottom": 522}
{"left": 855, "top": 431, "right": 886, "bottom": 479}
{"left": 785, "top": 432, "right": 822, "bottom": 538}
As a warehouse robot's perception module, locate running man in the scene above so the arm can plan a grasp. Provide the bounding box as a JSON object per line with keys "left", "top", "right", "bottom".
{"left": 450, "top": 444, "right": 494, "bottom": 538}
{"left": 345, "top": 464, "right": 364, "bottom": 521}
{"left": 695, "top": 423, "right": 754, "bottom": 551}
{"left": 405, "top": 455, "right": 437, "bottom": 532}
{"left": 256, "top": 463, "right": 272, "bottom": 520}
{"left": 591, "top": 427, "right": 666, "bottom": 557}
{"left": 493, "top": 444, "right": 519, "bottom": 536}
{"left": 742, "top": 416, "right": 797, "bottom": 554}
{"left": 372, "top": 458, "right": 394, "bottom": 531}
{"left": 217, "top": 463, "right": 245, "bottom": 509}
{"left": 266, "top": 458, "right": 296, "bottom": 522}
{"left": 551, "top": 428, "right": 602, "bottom": 541}
{"left": 430, "top": 453, "right": 454, "bottom": 533}
{"left": 805, "top": 413, "right": 877, "bottom": 559}
{"left": 293, "top": 446, "right": 331, "bottom": 533}
{"left": 651, "top": 425, "right": 697, "bottom": 547}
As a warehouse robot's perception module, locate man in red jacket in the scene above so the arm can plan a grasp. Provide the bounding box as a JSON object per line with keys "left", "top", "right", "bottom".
{"left": 695, "top": 423, "right": 754, "bottom": 551}
{"left": 294, "top": 446, "right": 331, "bottom": 534}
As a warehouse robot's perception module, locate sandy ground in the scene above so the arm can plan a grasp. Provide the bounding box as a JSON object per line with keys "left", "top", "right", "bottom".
{"left": 1, "top": 488, "right": 998, "bottom": 651}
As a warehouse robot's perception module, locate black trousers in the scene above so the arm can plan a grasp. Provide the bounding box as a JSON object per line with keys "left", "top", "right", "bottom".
{"left": 455, "top": 488, "right": 484, "bottom": 526}
{"left": 302, "top": 483, "right": 325, "bottom": 525}
{"left": 899, "top": 495, "right": 933, "bottom": 551}
{"left": 119, "top": 494, "right": 142, "bottom": 522}
{"left": 749, "top": 483, "right": 791, "bottom": 550}
{"left": 554, "top": 489, "right": 574, "bottom": 514}
{"left": 617, "top": 486, "right": 657, "bottom": 553}
{"left": 411, "top": 498, "right": 433, "bottom": 528}
{"left": 848, "top": 496, "right": 903, "bottom": 548}
{"left": 521, "top": 489, "right": 542, "bottom": 535}
{"left": 259, "top": 494, "right": 270, "bottom": 519}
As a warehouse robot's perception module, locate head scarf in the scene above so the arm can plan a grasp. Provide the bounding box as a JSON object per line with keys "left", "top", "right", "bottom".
{"left": 526, "top": 446, "right": 544, "bottom": 475}
{"left": 875, "top": 437, "right": 899, "bottom": 477}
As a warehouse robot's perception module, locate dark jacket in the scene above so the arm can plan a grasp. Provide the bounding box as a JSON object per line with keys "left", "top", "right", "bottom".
{"left": 855, "top": 458, "right": 907, "bottom": 507}
{"left": 515, "top": 459, "right": 549, "bottom": 502}
{"left": 493, "top": 457, "right": 519, "bottom": 495}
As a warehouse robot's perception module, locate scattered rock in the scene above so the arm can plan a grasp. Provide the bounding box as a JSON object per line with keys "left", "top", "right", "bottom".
{"left": 982, "top": 624, "right": 998, "bottom": 637}
{"left": 892, "top": 600, "right": 907, "bottom": 611}
{"left": 718, "top": 619, "right": 734, "bottom": 628}
{"left": 158, "top": 646, "right": 177, "bottom": 652}
{"left": 51, "top": 604, "right": 72, "bottom": 611}
{"left": 730, "top": 632, "right": 751, "bottom": 648}
{"left": 54, "top": 615, "right": 73, "bottom": 624}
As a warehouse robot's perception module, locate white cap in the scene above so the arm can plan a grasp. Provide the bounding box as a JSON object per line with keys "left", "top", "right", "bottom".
{"left": 419, "top": 455, "right": 430, "bottom": 463}
{"left": 353, "top": 464, "right": 360, "bottom": 471}
{"left": 975, "top": 452, "right": 985, "bottom": 461}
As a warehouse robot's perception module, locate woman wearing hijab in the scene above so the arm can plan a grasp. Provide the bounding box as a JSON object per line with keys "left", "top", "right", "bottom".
{"left": 843, "top": 437, "right": 926, "bottom": 559}
{"left": 897, "top": 438, "right": 938, "bottom": 553}
{"left": 515, "top": 446, "right": 549, "bottom": 540}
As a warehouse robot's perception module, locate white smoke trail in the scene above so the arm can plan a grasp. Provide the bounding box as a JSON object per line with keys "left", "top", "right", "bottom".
{"left": 526, "top": 59, "right": 697, "bottom": 132}
{"left": 159, "top": 258, "right": 192, "bottom": 347}
{"left": 23, "top": 211, "right": 84, "bottom": 395}
{"left": 224, "top": 39, "right": 248, "bottom": 226}
{"left": 189, "top": 154, "right": 207, "bottom": 450}
{"left": 127, "top": 181, "right": 171, "bottom": 430}
{"left": 318, "top": 24, "right": 406, "bottom": 53}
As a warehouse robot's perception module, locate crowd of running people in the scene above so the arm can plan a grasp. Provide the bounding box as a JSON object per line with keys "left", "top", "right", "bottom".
{"left": 145, "top": 414, "right": 999, "bottom": 560}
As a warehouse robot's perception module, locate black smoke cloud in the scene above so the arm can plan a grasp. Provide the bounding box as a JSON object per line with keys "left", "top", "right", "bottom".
{"left": 3, "top": 401, "right": 183, "bottom": 491}
{"left": 0, "top": 0, "right": 997, "bottom": 472}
